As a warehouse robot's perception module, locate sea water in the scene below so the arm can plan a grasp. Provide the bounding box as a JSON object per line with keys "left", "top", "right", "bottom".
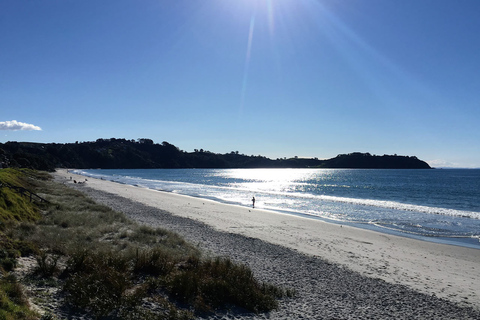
{"left": 73, "top": 168, "right": 480, "bottom": 248}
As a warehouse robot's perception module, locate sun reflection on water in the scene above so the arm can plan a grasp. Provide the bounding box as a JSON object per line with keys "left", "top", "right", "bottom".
{"left": 217, "top": 168, "right": 339, "bottom": 194}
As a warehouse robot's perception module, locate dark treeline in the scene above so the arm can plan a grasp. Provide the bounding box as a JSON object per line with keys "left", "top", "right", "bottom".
{"left": 0, "top": 138, "right": 431, "bottom": 171}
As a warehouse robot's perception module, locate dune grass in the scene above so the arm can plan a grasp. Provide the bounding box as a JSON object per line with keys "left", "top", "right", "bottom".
{"left": 1, "top": 169, "right": 292, "bottom": 319}
{"left": 0, "top": 169, "right": 49, "bottom": 320}
{"left": 0, "top": 274, "right": 38, "bottom": 320}
{"left": 0, "top": 168, "right": 44, "bottom": 223}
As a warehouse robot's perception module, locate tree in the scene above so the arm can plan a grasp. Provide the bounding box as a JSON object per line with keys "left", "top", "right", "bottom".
{"left": 138, "top": 138, "right": 154, "bottom": 145}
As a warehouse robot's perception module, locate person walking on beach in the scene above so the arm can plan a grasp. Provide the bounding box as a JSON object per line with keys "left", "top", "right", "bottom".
{"left": 252, "top": 196, "right": 255, "bottom": 208}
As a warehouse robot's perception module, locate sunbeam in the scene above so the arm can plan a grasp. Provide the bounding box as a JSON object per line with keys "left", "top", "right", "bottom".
{"left": 239, "top": 13, "right": 256, "bottom": 117}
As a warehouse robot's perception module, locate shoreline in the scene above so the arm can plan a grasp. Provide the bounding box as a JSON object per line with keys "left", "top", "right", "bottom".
{"left": 70, "top": 168, "right": 480, "bottom": 250}
{"left": 56, "top": 169, "right": 480, "bottom": 312}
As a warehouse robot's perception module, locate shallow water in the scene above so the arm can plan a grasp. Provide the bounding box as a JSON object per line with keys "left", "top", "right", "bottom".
{"left": 74, "top": 168, "right": 480, "bottom": 248}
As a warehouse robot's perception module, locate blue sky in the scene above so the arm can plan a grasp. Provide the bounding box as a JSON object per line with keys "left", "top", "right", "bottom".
{"left": 1, "top": 0, "right": 480, "bottom": 168}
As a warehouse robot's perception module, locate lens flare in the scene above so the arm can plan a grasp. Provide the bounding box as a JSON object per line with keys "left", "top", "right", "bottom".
{"left": 239, "top": 14, "right": 256, "bottom": 116}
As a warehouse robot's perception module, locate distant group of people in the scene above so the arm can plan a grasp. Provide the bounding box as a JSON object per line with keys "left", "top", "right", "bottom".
{"left": 71, "top": 176, "right": 88, "bottom": 184}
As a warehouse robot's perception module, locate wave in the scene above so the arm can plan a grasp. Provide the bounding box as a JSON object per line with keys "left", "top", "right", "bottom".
{"left": 73, "top": 169, "right": 480, "bottom": 221}
{"left": 315, "top": 195, "right": 480, "bottom": 220}
{"left": 367, "top": 220, "right": 480, "bottom": 240}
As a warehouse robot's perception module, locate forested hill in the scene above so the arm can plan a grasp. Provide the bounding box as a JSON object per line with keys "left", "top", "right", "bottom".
{"left": 0, "top": 139, "right": 431, "bottom": 171}
{"left": 316, "top": 152, "right": 432, "bottom": 169}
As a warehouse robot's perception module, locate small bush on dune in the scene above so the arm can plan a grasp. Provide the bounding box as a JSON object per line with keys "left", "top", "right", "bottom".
{"left": 128, "top": 225, "right": 166, "bottom": 245}
{"left": 125, "top": 225, "right": 199, "bottom": 262}
{"left": 0, "top": 249, "right": 18, "bottom": 273}
{"left": 34, "top": 250, "right": 60, "bottom": 278}
{"left": 133, "top": 247, "right": 177, "bottom": 276}
{"left": 63, "top": 250, "right": 133, "bottom": 317}
{"left": 167, "top": 257, "right": 281, "bottom": 313}
{"left": 65, "top": 267, "right": 130, "bottom": 317}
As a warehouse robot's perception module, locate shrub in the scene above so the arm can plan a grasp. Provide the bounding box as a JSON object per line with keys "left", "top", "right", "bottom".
{"left": 167, "top": 257, "right": 279, "bottom": 313}
{"left": 63, "top": 250, "right": 132, "bottom": 317}
{"left": 133, "top": 247, "right": 177, "bottom": 276}
{"left": 0, "top": 249, "right": 17, "bottom": 272}
{"left": 34, "top": 250, "right": 59, "bottom": 277}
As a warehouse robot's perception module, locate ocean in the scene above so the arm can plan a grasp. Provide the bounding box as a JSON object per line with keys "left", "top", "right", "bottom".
{"left": 73, "top": 168, "right": 480, "bottom": 249}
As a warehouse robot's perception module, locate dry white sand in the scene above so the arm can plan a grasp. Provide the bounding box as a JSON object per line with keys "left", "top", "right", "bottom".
{"left": 56, "top": 169, "right": 480, "bottom": 318}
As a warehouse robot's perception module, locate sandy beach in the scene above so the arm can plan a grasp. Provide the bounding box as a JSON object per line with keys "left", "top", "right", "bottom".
{"left": 55, "top": 169, "right": 480, "bottom": 318}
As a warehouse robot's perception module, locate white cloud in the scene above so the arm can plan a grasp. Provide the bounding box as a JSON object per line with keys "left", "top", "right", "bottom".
{"left": 0, "top": 120, "right": 42, "bottom": 131}
{"left": 427, "top": 159, "right": 461, "bottom": 168}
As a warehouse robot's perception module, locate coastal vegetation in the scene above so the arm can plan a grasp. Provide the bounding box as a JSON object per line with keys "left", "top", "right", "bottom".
{"left": 0, "top": 169, "right": 292, "bottom": 319}
{"left": 315, "top": 152, "right": 431, "bottom": 169}
{"left": 0, "top": 169, "right": 44, "bottom": 320}
{"left": 0, "top": 139, "right": 431, "bottom": 171}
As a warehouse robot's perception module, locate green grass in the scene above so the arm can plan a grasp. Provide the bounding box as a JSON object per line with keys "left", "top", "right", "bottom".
{"left": 0, "top": 169, "right": 43, "bottom": 320}
{"left": 0, "top": 169, "right": 42, "bottom": 223}
{"left": 1, "top": 170, "right": 293, "bottom": 319}
{"left": 0, "top": 274, "right": 37, "bottom": 320}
